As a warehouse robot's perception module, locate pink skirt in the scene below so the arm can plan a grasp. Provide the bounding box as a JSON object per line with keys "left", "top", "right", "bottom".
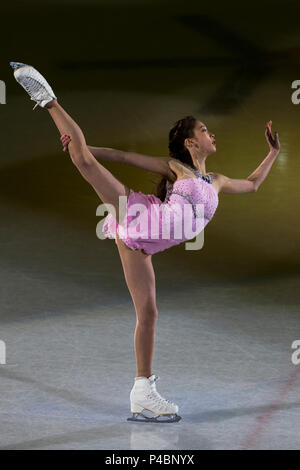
{"left": 101, "top": 184, "right": 206, "bottom": 255}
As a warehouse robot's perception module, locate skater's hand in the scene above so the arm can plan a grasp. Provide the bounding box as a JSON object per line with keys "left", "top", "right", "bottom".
{"left": 265, "top": 121, "right": 280, "bottom": 154}
{"left": 61, "top": 134, "right": 71, "bottom": 152}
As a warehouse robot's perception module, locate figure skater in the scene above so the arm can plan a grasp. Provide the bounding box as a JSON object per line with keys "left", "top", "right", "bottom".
{"left": 10, "top": 62, "right": 280, "bottom": 423}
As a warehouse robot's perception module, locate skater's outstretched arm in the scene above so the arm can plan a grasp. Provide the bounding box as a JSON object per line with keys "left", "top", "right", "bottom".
{"left": 215, "top": 121, "right": 280, "bottom": 194}
{"left": 61, "top": 135, "right": 175, "bottom": 180}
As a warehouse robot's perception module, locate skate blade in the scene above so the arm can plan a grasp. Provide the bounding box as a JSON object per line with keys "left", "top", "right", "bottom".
{"left": 10, "top": 62, "right": 27, "bottom": 70}
{"left": 127, "top": 410, "right": 181, "bottom": 423}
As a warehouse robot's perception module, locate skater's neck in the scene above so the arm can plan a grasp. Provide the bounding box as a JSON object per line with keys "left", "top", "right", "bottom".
{"left": 190, "top": 153, "right": 208, "bottom": 177}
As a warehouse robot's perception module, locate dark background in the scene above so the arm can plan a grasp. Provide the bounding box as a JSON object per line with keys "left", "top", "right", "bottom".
{"left": 0, "top": 0, "right": 300, "bottom": 305}
{"left": 0, "top": 0, "right": 300, "bottom": 451}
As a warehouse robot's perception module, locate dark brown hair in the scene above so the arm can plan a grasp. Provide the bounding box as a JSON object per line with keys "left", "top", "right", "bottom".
{"left": 156, "top": 115, "right": 197, "bottom": 201}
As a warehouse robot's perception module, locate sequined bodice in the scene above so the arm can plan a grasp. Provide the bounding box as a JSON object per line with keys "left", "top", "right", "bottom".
{"left": 164, "top": 171, "right": 219, "bottom": 223}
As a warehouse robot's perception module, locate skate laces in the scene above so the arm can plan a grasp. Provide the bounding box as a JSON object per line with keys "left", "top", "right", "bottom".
{"left": 21, "top": 76, "right": 46, "bottom": 101}
{"left": 148, "top": 376, "right": 176, "bottom": 407}
{"left": 16, "top": 68, "right": 54, "bottom": 109}
{"left": 20, "top": 75, "right": 51, "bottom": 110}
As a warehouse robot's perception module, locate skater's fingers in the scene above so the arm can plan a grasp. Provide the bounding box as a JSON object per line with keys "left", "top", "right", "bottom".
{"left": 61, "top": 139, "right": 71, "bottom": 150}
{"left": 274, "top": 132, "right": 280, "bottom": 149}
{"left": 266, "top": 121, "right": 272, "bottom": 135}
{"left": 64, "top": 141, "right": 71, "bottom": 152}
{"left": 266, "top": 127, "right": 273, "bottom": 141}
{"left": 61, "top": 135, "right": 70, "bottom": 143}
{"left": 63, "top": 137, "right": 71, "bottom": 146}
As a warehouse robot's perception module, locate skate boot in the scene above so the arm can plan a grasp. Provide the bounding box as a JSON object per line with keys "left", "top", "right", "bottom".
{"left": 128, "top": 375, "right": 181, "bottom": 423}
{"left": 10, "top": 62, "right": 57, "bottom": 109}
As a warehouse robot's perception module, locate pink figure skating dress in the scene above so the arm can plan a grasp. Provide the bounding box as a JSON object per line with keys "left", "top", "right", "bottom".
{"left": 101, "top": 169, "right": 219, "bottom": 255}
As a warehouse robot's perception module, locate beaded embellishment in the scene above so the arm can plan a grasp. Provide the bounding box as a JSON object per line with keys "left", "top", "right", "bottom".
{"left": 170, "top": 190, "right": 203, "bottom": 219}
{"left": 164, "top": 167, "right": 214, "bottom": 218}
{"left": 191, "top": 168, "right": 212, "bottom": 184}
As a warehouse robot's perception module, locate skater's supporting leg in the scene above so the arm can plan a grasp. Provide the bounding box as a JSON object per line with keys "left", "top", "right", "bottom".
{"left": 116, "top": 239, "right": 181, "bottom": 422}
{"left": 46, "top": 100, "right": 129, "bottom": 215}
{"left": 116, "top": 234, "right": 158, "bottom": 378}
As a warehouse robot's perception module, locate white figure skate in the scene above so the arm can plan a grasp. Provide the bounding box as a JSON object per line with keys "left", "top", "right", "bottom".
{"left": 10, "top": 62, "right": 57, "bottom": 109}
{"left": 128, "top": 375, "right": 181, "bottom": 423}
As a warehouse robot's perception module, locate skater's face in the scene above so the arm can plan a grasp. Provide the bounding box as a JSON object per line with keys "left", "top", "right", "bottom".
{"left": 185, "top": 121, "right": 216, "bottom": 156}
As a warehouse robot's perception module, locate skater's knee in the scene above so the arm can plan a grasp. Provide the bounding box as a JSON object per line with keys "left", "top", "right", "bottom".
{"left": 136, "top": 303, "right": 158, "bottom": 328}
{"left": 69, "top": 145, "right": 93, "bottom": 171}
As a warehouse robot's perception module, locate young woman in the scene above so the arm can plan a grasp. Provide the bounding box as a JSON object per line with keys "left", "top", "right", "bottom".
{"left": 10, "top": 62, "right": 280, "bottom": 423}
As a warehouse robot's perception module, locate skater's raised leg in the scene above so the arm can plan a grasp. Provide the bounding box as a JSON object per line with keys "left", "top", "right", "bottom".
{"left": 10, "top": 62, "right": 129, "bottom": 218}
{"left": 45, "top": 100, "right": 130, "bottom": 214}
